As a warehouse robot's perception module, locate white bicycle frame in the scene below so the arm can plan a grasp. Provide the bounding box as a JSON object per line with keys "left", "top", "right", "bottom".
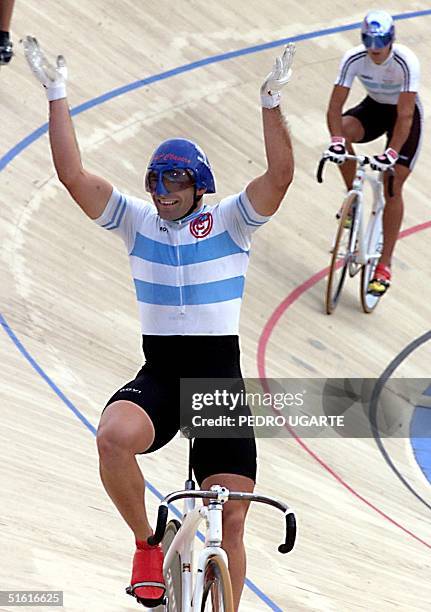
{"left": 163, "top": 486, "right": 229, "bottom": 611}
{"left": 346, "top": 155, "right": 385, "bottom": 266}
{"left": 156, "top": 483, "right": 295, "bottom": 611}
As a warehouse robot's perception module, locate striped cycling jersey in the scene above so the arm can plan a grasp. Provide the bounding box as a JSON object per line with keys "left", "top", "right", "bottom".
{"left": 94, "top": 188, "right": 271, "bottom": 335}
{"left": 335, "top": 43, "right": 420, "bottom": 105}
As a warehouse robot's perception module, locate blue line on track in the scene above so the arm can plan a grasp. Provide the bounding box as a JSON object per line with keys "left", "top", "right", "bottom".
{"left": 1, "top": 9, "right": 431, "bottom": 173}
{"left": 0, "top": 312, "right": 280, "bottom": 608}
{"left": 2, "top": 10, "right": 431, "bottom": 610}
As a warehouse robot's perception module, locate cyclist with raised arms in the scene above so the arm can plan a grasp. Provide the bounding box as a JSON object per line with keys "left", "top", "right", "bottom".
{"left": 325, "top": 10, "right": 422, "bottom": 296}
{"left": 23, "top": 37, "right": 295, "bottom": 610}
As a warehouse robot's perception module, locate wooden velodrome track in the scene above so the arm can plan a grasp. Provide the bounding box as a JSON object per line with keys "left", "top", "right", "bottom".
{"left": 1, "top": 2, "right": 430, "bottom": 610}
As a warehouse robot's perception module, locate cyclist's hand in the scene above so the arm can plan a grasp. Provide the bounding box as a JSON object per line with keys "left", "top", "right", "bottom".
{"left": 22, "top": 36, "right": 67, "bottom": 101}
{"left": 370, "top": 147, "right": 398, "bottom": 172}
{"left": 324, "top": 137, "right": 347, "bottom": 164}
{"left": 260, "top": 43, "right": 295, "bottom": 109}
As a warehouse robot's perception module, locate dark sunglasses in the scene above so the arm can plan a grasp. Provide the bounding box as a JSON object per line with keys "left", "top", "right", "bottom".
{"left": 361, "top": 32, "right": 393, "bottom": 49}
{"left": 146, "top": 168, "right": 196, "bottom": 193}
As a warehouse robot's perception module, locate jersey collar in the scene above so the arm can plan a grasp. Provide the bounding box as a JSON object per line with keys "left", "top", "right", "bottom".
{"left": 166, "top": 203, "right": 209, "bottom": 226}
{"left": 381, "top": 47, "right": 394, "bottom": 65}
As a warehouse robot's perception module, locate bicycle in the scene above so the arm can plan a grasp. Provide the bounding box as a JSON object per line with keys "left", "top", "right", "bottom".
{"left": 127, "top": 441, "right": 297, "bottom": 611}
{"left": 317, "top": 153, "right": 394, "bottom": 315}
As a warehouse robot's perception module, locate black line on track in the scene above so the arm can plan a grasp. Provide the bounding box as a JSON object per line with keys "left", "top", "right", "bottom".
{"left": 369, "top": 330, "right": 431, "bottom": 511}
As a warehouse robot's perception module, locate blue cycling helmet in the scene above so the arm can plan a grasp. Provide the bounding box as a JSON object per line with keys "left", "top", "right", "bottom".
{"left": 361, "top": 10, "right": 395, "bottom": 49}
{"left": 145, "top": 138, "right": 216, "bottom": 195}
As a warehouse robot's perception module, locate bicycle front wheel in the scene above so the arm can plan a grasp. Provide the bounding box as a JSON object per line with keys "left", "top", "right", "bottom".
{"left": 325, "top": 193, "right": 358, "bottom": 314}
{"left": 160, "top": 519, "right": 182, "bottom": 612}
{"left": 200, "top": 555, "right": 234, "bottom": 612}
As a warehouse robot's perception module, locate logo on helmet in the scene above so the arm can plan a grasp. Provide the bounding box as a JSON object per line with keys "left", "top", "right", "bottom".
{"left": 147, "top": 138, "right": 216, "bottom": 195}
{"left": 190, "top": 212, "right": 213, "bottom": 238}
{"left": 154, "top": 153, "right": 192, "bottom": 163}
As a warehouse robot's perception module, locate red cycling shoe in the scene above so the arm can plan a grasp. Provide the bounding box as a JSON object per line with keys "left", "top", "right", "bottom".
{"left": 126, "top": 540, "right": 166, "bottom": 608}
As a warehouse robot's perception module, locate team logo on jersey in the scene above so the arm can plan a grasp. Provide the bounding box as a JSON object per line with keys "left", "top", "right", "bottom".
{"left": 190, "top": 212, "right": 213, "bottom": 238}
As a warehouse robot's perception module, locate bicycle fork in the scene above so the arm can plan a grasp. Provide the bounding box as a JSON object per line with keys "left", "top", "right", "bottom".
{"left": 192, "top": 503, "right": 229, "bottom": 609}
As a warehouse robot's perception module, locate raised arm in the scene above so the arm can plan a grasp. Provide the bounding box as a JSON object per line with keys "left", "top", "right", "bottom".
{"left": 246, "top": 44, "right": 295, "bottom": 216}
{"left": 23, "top": 37, "right": 112, "bottom": 219}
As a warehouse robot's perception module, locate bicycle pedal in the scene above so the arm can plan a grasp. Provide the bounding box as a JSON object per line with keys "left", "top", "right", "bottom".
{"left": 367, "top": 279, "right": 389, "bottom": 296}
{"left": 151, "top": 598, "right": 168, "bottom": 611}
{"left": 335, "top": 210, "right": 352, "bottom": 229}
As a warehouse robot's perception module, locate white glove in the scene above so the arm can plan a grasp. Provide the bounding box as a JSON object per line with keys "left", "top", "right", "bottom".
{"left": 324, "top": 136, "right": 347, "bottom": 164}
{"left": 370, "top": 147, "right": 398, "bottom": 172}
{"left": 22, "top": 36, "right": 67, "bottom": 101}
{"left": 260, "top": 43, "right": 295, "bottom": 109}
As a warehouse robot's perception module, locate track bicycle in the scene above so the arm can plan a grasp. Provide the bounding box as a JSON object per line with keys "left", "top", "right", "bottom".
{"left": 128, "top": 442, "right": 297, "bottom": 611}
{"left": 317, "top": 154, "right": 394, "bottom": 314}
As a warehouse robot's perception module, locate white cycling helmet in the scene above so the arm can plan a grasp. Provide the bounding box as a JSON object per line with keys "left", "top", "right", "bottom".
{"left": 361, "top": 10, "right": 395, "bottom": 49}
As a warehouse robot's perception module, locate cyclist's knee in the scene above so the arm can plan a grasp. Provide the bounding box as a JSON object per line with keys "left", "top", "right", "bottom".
{"left": 341, "top": 116, "right": 364, "bottom": 144}
{"left": 97, "top": 401, "right": 155, "bottom": 460}
{"left": 384, "top": 168, "right": 409, "bottom": 200}
{"left": 384, "top": 183, "right": 403, "bottom": 201}
{"left": 97, "top": 426, "right": 132, "bottom": 462}
{"left": 222, "top": 505, "right": 247, "bottom": 543}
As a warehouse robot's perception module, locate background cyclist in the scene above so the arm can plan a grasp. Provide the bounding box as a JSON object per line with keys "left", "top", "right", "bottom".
{"left": 325, "top": 10, "right": 422, "bottom": 296}
{"left": 24, "top": 37, "right": 295, "bottom": 610}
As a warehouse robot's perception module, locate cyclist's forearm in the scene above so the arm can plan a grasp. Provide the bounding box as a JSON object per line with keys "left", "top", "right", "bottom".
{"left": 388, "top": 114, "right": 414, "bottom": 153}
{"left": 49, "top": 98, "right": 84, "bottom": 186}
{"left": 262, "top": 106, "right": 294, "bottom": 186}
{"left": 326, "top": 107, "right": 344, "bottom": 137}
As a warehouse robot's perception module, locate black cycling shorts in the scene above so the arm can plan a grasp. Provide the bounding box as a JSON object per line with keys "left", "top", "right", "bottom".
{"left": 344, "top": 95, "right": 423, "bottom": 169}
{"left": 104, "top": 335, "right": 257, "bottom": 485}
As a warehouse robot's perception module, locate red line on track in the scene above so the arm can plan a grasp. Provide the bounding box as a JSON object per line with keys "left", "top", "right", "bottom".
{"left": 257, "top": 220, "right": 431, "bottom": 549}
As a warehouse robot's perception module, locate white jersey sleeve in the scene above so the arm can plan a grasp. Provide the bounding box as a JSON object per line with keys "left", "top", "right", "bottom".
{"left": 93, "top": 187, "right": 154, "bottom": 253}
{"left": 393, "top": 44, "right": 420, "bottom": 93}
{"left": 217, "top": 190, "right": 272, "bottom": 251}
{"left": 335, "top": 45, "right": 367, "bottom": 88}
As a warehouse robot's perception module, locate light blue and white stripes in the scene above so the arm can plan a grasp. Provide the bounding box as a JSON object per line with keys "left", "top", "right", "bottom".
{"left": 238, "top": 193, "right": 267, "bottom": 228}
{"left": 134, "top": 276, "right": 245, "bottom": 306}
{"left": 95, "top": 188, "right": 270, "bottom": 335}
{"left": 130, "top": 230, "right": 248, "bottom": 265}
{"left": 101, "top": 195, "right": 127, "bottom": 230}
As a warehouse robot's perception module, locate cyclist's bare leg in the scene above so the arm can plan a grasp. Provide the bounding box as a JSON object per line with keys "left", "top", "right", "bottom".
{"left": 96, "top": 401, "right": 155, "bottom": 541}
{"left": 201, "top": 473, "right": 254, "bottom": 612}
{"left": 340, "top": 116, "right": 365, "bottom": 189}
{"left": 381, "top": 164, "right": 411, "bottom": 268}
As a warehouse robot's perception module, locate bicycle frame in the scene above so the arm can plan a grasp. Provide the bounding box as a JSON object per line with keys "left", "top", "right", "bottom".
{"left": 163, "top": 497, "right": 228, "bottom": 610}
{"left": 149, "top": 483, "right": 296, "bottom": 611}
{"left": 318, "top": 153, "right": 393, "bottom": 314}
{"left": 348, "top": 161, "right": 385, "bottom": 266}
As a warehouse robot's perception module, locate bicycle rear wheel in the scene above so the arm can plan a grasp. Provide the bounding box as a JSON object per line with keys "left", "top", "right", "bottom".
{"left": 157, "top": 519, "right": 182, "bottom": 612}
{"left": 325, "top": 193, "right": 358, "bottom": 314}
{"left": 200, "top": 555, "right": 234, "bottom": 612}
{"left": 360, "top": 212, "right": 384, "bottom": 313}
